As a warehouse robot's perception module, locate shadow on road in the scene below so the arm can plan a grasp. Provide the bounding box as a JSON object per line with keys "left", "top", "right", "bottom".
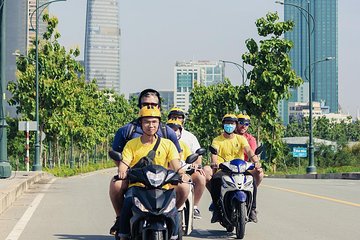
{"left": 186, "top": 229, "right": 235, "bottom": 239}
{"left": 55, "top": 234, "right": 114, "bottom": 240}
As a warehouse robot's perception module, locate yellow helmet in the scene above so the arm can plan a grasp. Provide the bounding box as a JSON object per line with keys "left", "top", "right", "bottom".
{"left": 237, "top": 113, "right": 251, "bottom": 125}
{"left": 139, "top": 106, "right": 161, "bottom": 119}
{"left": 166, "top": 119, "right": 182, "bottom": 130}
{"left": 237, "top": 113, "right": 250, "bottom": 121}
{"left": 168, "top": 107, "right": 185, "bottom": 119}
{"left": 222, "top": 114, "right": 238, "bottom": 123}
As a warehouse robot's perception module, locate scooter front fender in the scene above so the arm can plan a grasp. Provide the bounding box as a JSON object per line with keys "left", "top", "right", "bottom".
{"left": 230, "top": 190, "right": 247, "bottom": 203}
{"left": 145, "top": 220, "right": 167, "bottom": 231}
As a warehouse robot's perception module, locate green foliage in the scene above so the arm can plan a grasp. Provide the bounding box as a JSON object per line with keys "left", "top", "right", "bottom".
{"left": 44, "top": 160, "right": 115, "bottom": 177}
{"left": 187, "top": 12, "right": 302, "bottom": 168}
{"left": 285, "top": 117, "right": 360, "bottom": 145}
{"left": 240, "top": 12, "right": 302, "bottom": 166}
{"left": 187, "top": 79, "right": 239, "bottom": 157}
{"left": 6, "top": 14, "right": 136, "bottom": 169}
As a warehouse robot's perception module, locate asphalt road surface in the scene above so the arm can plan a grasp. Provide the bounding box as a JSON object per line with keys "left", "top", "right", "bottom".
{"left": 1, "top": 169, "right": 359, "bottom": 240}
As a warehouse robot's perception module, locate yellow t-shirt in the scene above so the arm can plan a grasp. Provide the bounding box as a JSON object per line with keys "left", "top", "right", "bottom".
{"left": 122, "top": 136, "right": 180, "bottom": 168}
{"left": 179, "top": 140, "right": 192, "bottom": 161}
{"left": 122, "top": 136, "right": 180, "bottom": 188}
{"left": 211, "top": 134, "right": 249, "bottom": 163}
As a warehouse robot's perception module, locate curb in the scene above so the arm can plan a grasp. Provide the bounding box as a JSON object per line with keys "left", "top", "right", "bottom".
{"left": 0, "top": 171, "right": 51, "bottom": 216}
{"left": 266, "top": 172, "right": 360, "bottom": 180}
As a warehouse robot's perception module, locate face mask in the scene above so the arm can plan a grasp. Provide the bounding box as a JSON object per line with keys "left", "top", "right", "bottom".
{"left": 224, "top": 124, "right": 236, "bottom": 134}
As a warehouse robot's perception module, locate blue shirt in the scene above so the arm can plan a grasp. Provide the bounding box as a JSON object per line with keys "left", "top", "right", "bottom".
{"left": 112, "top": 121, "right": 182, "bottom": 155}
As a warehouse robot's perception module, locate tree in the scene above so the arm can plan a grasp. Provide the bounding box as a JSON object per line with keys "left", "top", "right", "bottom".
{"left": 187, "top": 13, "right": 302, "bottom": 169}
{"left": 187, "top": 79, "right": 238, "bottom": 153}
{"left": 238, "top": 12, "right": 303, "bottom": 168}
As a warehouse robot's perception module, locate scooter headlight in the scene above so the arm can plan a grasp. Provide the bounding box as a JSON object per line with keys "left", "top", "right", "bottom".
{"left": 134, "top": 197, "right": 149, "bottom": 212}
{"left": 163, "top": 198, "right": 176, "bottom": 213}
{"left": 146, "top": 171, "right": 166, "bottom": 187}
{"left": 224, "top": 179, "right": 237, "bottom": 188}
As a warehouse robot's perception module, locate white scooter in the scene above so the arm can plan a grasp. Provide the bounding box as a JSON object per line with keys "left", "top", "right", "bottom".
{"left": 178, "top": 148, "right": 206, "bottom": 237}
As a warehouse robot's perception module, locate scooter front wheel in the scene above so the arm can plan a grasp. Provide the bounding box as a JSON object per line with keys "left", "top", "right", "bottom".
{"left": 147, "top": 230, "right": 164, "bottom": 240}
{"left": 226, "top": 225, "right": 234, "bottom": 232}
{"left": 235, "top": 202, "right": 246, "bottom": 239}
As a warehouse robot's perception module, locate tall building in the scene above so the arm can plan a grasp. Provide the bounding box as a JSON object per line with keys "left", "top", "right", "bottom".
{"left": 84, "top": 0, "right": 121, "bottom": 93}
{"left": 2, "top": 1, "right": 48, "bottom": 117}
{"left": 283, "top": 0, "right": 338, "bottom": 121}
{"left": 174, "top": 60, "right": 224, "bottom": 112}
{"left": 28, "top": 0, "right": 49, "bottom": 47}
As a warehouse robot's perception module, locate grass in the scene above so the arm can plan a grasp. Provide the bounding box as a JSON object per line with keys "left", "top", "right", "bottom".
{"left": 44, "top": 160, "right": 116, "bottom": 177}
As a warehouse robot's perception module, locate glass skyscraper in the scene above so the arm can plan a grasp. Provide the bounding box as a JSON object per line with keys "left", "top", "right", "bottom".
{"left": 84, "top": 0, "right": 121, "bottom": 93}
{"left": 284, "top": 0, "right": 338, "bottom": 115}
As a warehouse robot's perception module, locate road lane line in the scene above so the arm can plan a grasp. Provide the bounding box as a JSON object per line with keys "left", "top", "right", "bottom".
{"left": 5, "top": 178, "right": 56, "bottom": 240}
{"left": 262, "top": 184, "right": 360, "bottom": 207}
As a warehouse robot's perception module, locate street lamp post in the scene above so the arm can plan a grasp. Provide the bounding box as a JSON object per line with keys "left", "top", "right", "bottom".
{"left": 0, "top": 0, "right": 12, "bottom": 178}
{"left": 31, "top": 0, "right": 66, "bottom": 171}
{"left": 219, "top": 60, "right": 248, "bottom": 85}
{"left": 276, "top": 0, "right": 318, "bottom": 174}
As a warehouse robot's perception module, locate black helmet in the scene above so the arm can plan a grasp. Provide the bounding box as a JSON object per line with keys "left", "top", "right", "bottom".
{"left": 138, "top": 89, "right": 161, "bottom": 108}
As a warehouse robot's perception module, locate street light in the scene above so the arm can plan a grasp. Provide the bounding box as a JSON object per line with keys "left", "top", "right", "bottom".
{"left": 303, "top": 56, "right": 335, "bottom": 172}
{"left": 30, "top": 0, "right": 66, "bottom": 171}
{"left": 276, "top": 0, "right": 318, "bottom": 174}
{"left": 0, "top": 0, "right": 12, "bottom": 178}
{"left": 219, "top": 60, "right": 249, "bottom": 85}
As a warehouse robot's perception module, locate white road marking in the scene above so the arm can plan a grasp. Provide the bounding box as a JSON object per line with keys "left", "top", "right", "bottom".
{"left": 5, "top": 178, "right": 56, "bottom": 240}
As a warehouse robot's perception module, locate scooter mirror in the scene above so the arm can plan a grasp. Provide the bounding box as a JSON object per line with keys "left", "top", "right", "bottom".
{"left": 209, "top": 146, "right": 218, "bottom": 155}
{"left": 185, "top": 153, "right": 199, "bottom": 164}
{"left": 108, "top": 150, "right": 122, "bottom": 161}
{"left": 195, "top": 148, "right": 206, "bottom": 156}
{"left": 255, "top": 144, "right": 264, "bottom": 155}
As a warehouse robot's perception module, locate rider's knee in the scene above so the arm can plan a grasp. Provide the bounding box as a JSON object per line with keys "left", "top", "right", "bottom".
{"left": 192, "top": 172, "right": 206, "bottom": 186}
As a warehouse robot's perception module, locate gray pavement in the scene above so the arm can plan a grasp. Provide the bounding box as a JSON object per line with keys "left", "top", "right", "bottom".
{"left": 0, "top": 171, "right": 53, "bottom": 216}
{"left": 0, "top": 169, "right": 359, "bottom": 219}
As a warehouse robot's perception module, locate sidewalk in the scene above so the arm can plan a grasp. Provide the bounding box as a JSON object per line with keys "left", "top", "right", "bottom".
{"left": 0, "top": 171, "right": 52, "bottom": 216}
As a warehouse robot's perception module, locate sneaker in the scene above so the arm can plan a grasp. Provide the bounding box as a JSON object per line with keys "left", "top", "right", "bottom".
{"left": 109, "top": 216, "right": 121, "bottom": 235}
{"left": 208, "top": 202, "right": 215, "bottom": 212}
{"left": 194, "top": 207, "right": 202, "bottom": 219}
{"left": 249, "top": 209, "right": 258, "bottom": 223}
{"left": 210, "top": 210, "right": 220, "bottom": 223}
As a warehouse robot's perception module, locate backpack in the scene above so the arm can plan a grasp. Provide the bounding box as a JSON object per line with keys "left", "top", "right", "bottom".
{"left": 125, "top": 119, "right": 168, "bottom": 141}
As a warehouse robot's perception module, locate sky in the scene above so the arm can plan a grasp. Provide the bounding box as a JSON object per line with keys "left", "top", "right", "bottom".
{"left": 50, "top": 0, "right": 360, "bottom": 118}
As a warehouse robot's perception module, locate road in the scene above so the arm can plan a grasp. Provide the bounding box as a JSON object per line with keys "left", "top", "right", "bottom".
{"left": 1, "top": 169, "right": 359, "bottom": 240}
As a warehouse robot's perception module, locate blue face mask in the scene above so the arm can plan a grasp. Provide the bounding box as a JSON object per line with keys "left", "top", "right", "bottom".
{"left": 223, "top": 124, "right": 236, "bottom": 134}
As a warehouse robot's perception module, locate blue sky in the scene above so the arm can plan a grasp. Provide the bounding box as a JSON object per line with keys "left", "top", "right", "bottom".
{"left": 50, "top": 0, "right": 360, "bottom": 118}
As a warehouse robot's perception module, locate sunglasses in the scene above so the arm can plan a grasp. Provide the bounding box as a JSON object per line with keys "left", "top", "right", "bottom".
{"left": 171, "top": 115, "right": 184, "bottom": 120}
{"left": 238, "top": 121, "right": 250, "bottom": 126}
{"left": 141, "top": 102, "right": 159, "bottom": 108}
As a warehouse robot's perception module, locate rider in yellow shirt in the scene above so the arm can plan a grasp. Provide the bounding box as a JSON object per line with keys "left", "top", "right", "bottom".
{"left": 117, "top": 106, "right": 189, "bottom": 240}
{"left": 211, "top": 131, "right": 250, "bottom": 163}
{"left": 203, "top": 114, "right": 260, "bottom": 223}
